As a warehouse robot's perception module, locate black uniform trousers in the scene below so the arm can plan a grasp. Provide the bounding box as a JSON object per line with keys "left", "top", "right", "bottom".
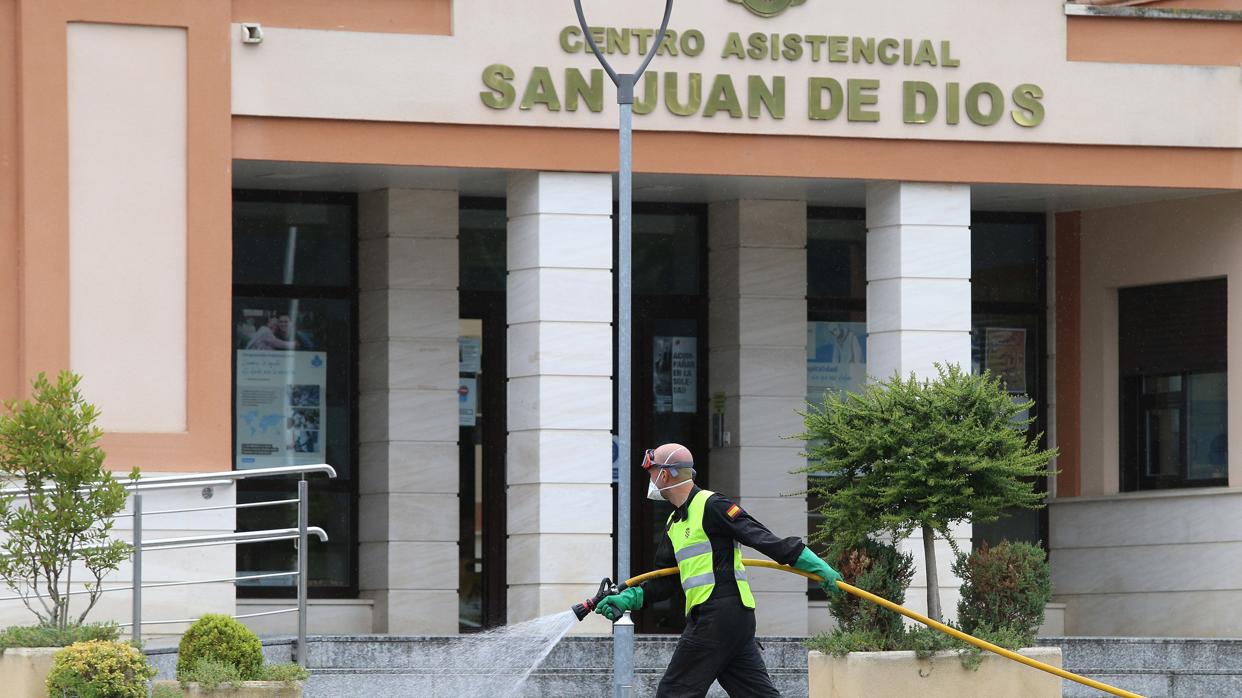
{"left": 655, "top": 594, "right": 781, "bottom": 698}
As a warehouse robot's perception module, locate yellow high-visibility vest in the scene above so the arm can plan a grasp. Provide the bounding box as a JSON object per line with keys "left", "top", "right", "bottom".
{"left": 666, "top": 489, "right": 756, "bottom": 615}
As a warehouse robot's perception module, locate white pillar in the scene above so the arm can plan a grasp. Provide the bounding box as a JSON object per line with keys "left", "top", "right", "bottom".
{"left": 708, "top": 199, "right": 809, "bottom": 636}
{"left": 357, "top": 189, "right": 460, "bottom": 633}
{"left": 865, "top": 181, "right": 972, "bottom": 621}
{"left": 506, "top": 172, "right": 614, "bottom": 633}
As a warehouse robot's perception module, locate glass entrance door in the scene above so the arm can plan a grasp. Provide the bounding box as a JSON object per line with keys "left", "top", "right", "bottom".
{"left": 620, "top": 204, "right": 708, "bottom": 634}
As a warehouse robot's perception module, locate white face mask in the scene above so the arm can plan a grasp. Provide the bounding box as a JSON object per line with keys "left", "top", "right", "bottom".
{"left": 646, "top": 471, "right": 688, "bottom": 501}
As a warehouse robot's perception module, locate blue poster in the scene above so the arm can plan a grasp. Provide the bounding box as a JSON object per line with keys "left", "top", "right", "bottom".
{"left": 806, "top": 321, "right": 867, "bottom": 405}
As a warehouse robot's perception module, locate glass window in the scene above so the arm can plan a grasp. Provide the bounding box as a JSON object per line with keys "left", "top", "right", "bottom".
{"left": 459, "top": 202, "right": 507, "bottom": 292}
{"left": 807, "top": 213, "right": 866, "bottom": 302}
{"left": 634, "top": 209, "right": 702, "bottom": 296}
{"left": 232, "top": 191, "right": 357, "bottom": 597}
{"left": 972, "top": 221, "right": 1042, "bottom": 305}
{"left": 234, "top": 200, "right": 353, "bottom": 288}
{"left": 1120, "top": 279, "right": 1228, "bottom": 490}
{"left": 1188, "top": 372, "right": 1228, "bottom": 481}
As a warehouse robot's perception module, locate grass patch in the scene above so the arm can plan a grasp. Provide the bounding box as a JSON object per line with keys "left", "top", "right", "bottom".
{"left": 260, "top": 662, "right": 309, "bottom": 684}
{"left": 0, "top": 622, "right": 120, "bottom": 649}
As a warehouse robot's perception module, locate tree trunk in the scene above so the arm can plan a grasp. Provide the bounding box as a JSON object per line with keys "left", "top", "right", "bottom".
{"left": 922, "top": 523, "right": 942, "bottom": 623}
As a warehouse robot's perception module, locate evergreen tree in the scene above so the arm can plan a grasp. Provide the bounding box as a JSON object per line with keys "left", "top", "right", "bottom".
{"left": 799, "top": 363, "right": 1056, "bottom": 622}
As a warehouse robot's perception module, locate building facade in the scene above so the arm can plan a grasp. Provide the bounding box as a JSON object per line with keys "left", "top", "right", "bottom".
{"left": 2, "top": 0, "right": 1242, "bottom": 639}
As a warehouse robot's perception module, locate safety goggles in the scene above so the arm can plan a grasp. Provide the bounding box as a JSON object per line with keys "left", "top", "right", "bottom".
{"left": 641, "top": 448, "right": 692, "bottom": 471}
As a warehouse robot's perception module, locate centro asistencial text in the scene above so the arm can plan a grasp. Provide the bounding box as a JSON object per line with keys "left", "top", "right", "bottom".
{"left": 479, "top": 26, "right": 1044, "bottom": 127}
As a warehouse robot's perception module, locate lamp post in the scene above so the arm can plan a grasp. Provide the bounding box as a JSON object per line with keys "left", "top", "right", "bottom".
{"left": 570, "top": 2, "right": 673, "bottom": 696}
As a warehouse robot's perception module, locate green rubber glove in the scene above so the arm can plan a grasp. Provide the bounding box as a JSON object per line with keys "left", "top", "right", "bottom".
{"left": 794, "top": 547, "right": 844, "bottom": 596}
{"left": 595, "top": 586, "right": 643, "bottom": 621}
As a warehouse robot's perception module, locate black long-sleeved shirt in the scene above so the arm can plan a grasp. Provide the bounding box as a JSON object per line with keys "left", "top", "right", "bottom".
{"left": 640, "top": 486, "right": 805, "bottom": 604}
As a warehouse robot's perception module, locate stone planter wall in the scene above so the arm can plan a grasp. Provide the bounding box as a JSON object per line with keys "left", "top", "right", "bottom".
{"left": 0, "top": 647, "right": 61, "bottom": 698}
{"left": 152, "top": 680, "right": 304, "bottom": 697}
{"left": 808, "top": 648, "right": 1063, "bottom": 698}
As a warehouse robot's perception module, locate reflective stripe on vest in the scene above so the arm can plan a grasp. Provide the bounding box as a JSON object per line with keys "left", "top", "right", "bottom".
{"left": 666, "top": 489, "right": 756, "bottom": 615}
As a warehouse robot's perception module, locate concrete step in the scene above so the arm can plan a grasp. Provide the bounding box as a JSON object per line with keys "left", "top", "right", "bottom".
{"left": 304, "top": 666, "right": 809, "bottom": 698}
{"left": 1041, "top": 637, "right": 1242, "bottom": 698}
{"left": 1043, "top": 636, "right": 1242, "bottom": 673}
{"left": 296, "top": 634, "right": 808, "bottom": 673}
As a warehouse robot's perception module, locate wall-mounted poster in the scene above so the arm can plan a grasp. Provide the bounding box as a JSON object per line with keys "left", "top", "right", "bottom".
{"left": 654, "top": 336, "right": 697, "bottom": 414}
{"left": 807, "top": 321, "right": 867, "bottom": 404}
{"left": 235, "top": 304, "right": 329, "bottom": 469}
{"left": 235, "top": 350, "right": 327, "bottom": 469}
{"left": 985, "top": 328, "right": 1027, "bottom": 393}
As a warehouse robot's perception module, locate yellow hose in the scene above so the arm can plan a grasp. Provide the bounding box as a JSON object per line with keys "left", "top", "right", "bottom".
{"left": 622, "top": 559, "right": 1145, "bottom": 698}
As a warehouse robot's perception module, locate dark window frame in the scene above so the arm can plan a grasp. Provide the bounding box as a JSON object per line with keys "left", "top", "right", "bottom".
{"left": 457, "top": 195, "right": 509, "bottom": 631}
{"left": 805, "top": 206, "right": 867, "bottom": 601}
{"left": 1119, "top": 278, "right": 1228, "bottom": 492}
{"left": 969, "top": 211, "right": 1050, "bottom": 554}
{"left": 231, "top": 189, "right": 360, "bottom": 600}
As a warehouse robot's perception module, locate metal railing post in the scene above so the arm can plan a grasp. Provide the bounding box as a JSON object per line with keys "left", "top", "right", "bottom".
{"left": 132, "top": 493, "right": 142, "bottom": 646}
{"left": 296, "top": 479, "right": 309, "bottom": 667}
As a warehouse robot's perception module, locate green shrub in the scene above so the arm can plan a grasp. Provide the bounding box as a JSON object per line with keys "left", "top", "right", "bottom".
{"left": 260, "top": 662, "right": 309, "bottom": 684}
{"left": 825, "top": 539, "right": 914, "bottom": 639}
{"left": 808, "top": 622, "right": 1036, "bottom": 671}
{"left": 799, "top": 364, "right": 1056, "bottom": 622}
{"left": 0, "top": 371, "right": 138, "bottom": 629}
{"left": 45, "top": 639, "right": 156, "bottom": 698}
{"left": 806, "top": 628, "right": 894, "bottom": 656}
{"left": 953, "top": 540, "right": 1052, "bottom": 639}
{"left": 176, "top": 614, "right": 263, "bottom": 681}
{"left": 179, "top": 658, "right": 244, "bottom": 691}
{"left": 0, "top": 622, "right": 119, "bottom": 649}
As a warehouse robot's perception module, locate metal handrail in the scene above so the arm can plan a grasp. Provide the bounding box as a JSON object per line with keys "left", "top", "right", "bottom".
{"left": 0, "top": 463, "right": 337, "bottom": 496}
{"left": 143, "top": 527, "right": 328, "bottom": 549}
{"left": 0, "top": 572, "right": 297, "bottom": 603}
{"left": 114, "top": 498, "right": 301, "bottom": 518}
{"left": 0, "top": 463, "right": 336, "bottom": 668}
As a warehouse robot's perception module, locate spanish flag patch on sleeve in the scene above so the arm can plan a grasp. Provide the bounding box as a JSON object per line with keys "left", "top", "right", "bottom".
{"left": 726, "top": 504, "right": 742, "bottom": 519}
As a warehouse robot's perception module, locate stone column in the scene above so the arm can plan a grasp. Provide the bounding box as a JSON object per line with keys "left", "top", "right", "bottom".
{"left": 865, "top": 181, "right": 972, "bottom": 621}
{"left": 708, "top": 199, "right": 809, "bottom": 636}
{"left": 357, "top": 189, "right": 460, "bottom": 633}
{"left": 506, "top": 172, "right": 614, "bottom": 634}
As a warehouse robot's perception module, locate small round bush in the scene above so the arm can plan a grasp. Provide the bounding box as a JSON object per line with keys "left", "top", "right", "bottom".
{"left": 46, "top": 639, "right": 156, "bottom": 698}
{"left": 176, "top": 614, "right": 264, "bottom": 681}
{"left": 953, "top": 540, "right": 1052, "bottom": 639}
{"left": 827, "top": 538, "right": 914, "bottom": 639}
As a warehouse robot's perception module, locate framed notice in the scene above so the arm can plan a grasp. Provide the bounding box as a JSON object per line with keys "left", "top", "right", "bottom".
{"left": 985, "top": 328, "right": 1027, "bottom": 393}
{"left": 235, "top": 350, "right": 327, "bottom": 469}
{"left": 654, "top": 336, "right": 697, "bottom": 414}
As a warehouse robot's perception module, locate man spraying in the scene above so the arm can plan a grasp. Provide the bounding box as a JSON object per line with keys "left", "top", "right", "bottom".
{"left": 595, "top": 443, "right": 844, "bottom": 697}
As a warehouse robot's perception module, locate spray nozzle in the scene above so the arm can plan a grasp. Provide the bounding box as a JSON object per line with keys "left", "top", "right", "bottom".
{"left": 571, "top": 577, "right": 618, "bottom": 621}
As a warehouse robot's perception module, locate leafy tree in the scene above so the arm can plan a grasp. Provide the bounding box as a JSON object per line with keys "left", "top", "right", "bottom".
{"left": 0, "top": 372, "right": 136, "bottom": 628}
{"left": 799, "top": 363, "right": 1055, "bottom": 622}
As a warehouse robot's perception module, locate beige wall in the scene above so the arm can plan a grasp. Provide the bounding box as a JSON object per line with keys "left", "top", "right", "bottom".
{"left": 230, "top": 1, "right": 1242, "bottom": 148}
{"left": 1051, "top": 192, "right": 1242, "bottom": 637}
{"left": 67, "top": 23, "right": 188, "bottom": 433}
{"left": 1078, "top": 192, "right": 1242, "bottom": 495}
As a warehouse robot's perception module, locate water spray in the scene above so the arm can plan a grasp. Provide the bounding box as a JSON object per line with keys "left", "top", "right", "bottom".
{"left": 573, "top": 559, "right": 1145, "bottom": 698}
